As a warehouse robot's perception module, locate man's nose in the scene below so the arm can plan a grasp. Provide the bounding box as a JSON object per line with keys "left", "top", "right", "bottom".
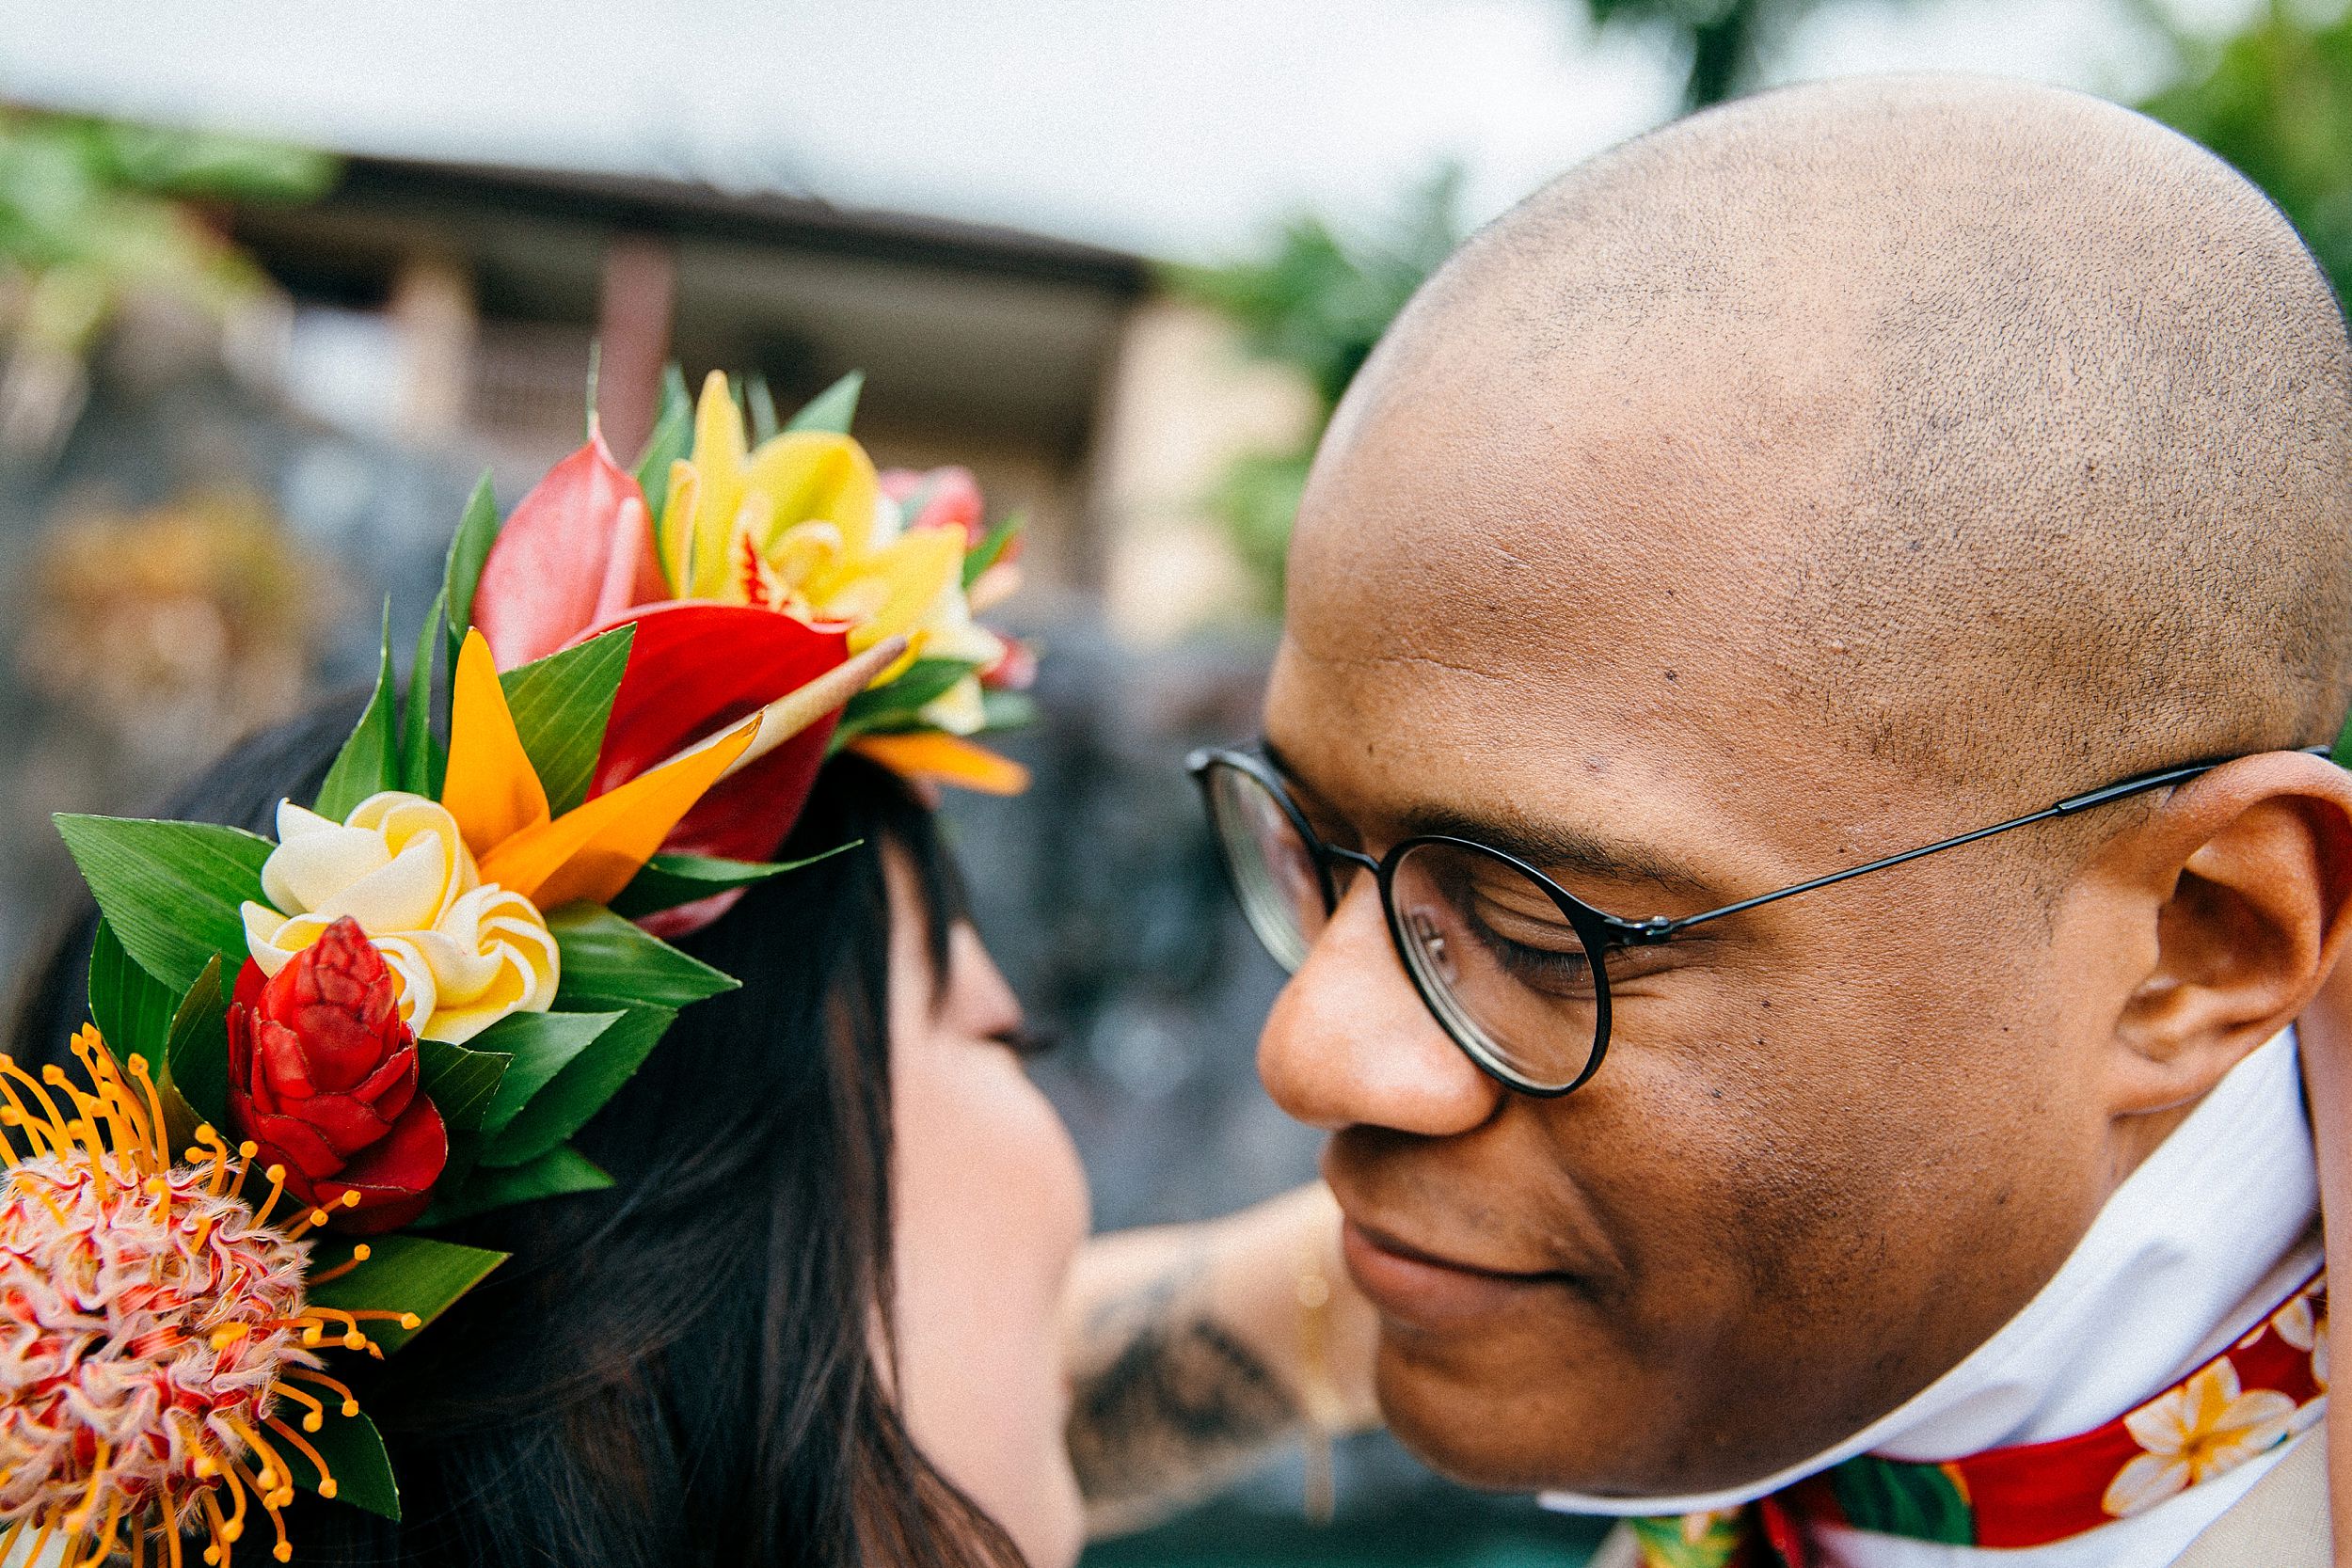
{"left": 1257, "top": 876, "right": 1506, "bottom": 1135}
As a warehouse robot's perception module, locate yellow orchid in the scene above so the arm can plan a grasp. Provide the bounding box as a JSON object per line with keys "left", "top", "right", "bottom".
{"left": 659, "top": 372, "right": 991, "bottom": 681}
{"left": 440, "top": 628, "right": 755, "bottom": 911}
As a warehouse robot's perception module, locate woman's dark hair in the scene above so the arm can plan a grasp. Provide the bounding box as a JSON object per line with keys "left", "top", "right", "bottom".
{"left": 8, "top": 701, "right": 1026, "bottom": 1568}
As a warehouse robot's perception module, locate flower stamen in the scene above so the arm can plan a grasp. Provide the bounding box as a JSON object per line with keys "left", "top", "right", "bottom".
{"left": 75, "top": 1489, "right": 127, "bottom": 1568}
{"left": 264, "top": 1417, "right": 335, "bottom": 1497}
{"left": 124, "top": 1053, "right": 169, "bottom": 1166}
{"left": 287, "top": 1369, "right": 361, "bottom": 1416}
{"left": 302, "top": 1242, "right": 371, "bottom": 1285}
{"left": 250, "top": 1165, "right": 290, "bottom": 1228}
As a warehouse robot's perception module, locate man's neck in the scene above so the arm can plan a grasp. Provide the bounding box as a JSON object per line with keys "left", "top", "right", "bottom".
{"left": 1545, "top": 1027, "right": 2318, "bottom": 1517}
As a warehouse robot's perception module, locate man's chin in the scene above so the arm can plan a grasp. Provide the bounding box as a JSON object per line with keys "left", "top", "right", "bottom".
{"left": 1373, "top": 1342, "right": 1652, "bottom": 1497}
{"left": 1373, "top": 1338, "right": 1810, "bottom": 1501}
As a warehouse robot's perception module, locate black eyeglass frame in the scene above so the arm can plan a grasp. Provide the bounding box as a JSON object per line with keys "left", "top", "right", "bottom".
{"left": 1187, "top": 742, "right": 2336, "bottom": 1098}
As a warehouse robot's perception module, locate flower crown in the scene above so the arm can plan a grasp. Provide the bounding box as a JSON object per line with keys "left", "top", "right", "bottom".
{"left": 0, "top": 370, "right": 1033, "bottom": 1566}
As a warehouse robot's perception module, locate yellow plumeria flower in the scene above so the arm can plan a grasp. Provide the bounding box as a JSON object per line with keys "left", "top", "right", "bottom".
{"left": 240, "top": 793, "right": 560, "bottom": 1045}
{"left": 660, "top": 372, "right": 989, "bottom": 681}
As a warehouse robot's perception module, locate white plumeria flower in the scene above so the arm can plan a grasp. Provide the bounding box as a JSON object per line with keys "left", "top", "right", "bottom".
{"left": 2101, "top": 1360, "right": 2296, "bottom": 1518}
{"left": 2271, "top": 1292, "right": 2328, "bottom": 1388}
{"left": 241, "top": 792, "right": 559, "bottom": 1044}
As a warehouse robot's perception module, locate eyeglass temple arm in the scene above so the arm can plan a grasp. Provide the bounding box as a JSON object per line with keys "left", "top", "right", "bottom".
{"left": 1638, "top": 745, "right": 2337, "bottom": 943}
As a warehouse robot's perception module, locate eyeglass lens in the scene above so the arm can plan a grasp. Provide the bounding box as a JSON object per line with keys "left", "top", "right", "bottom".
{"left": 1202, "top": 760, "right": 1603, "bottom": 1092}
{"left": 1203, "top": 762, "right": 1327, "bottom": 971}
{"left": 1386, "top": 840, "right": 1601, "bottom": 1091}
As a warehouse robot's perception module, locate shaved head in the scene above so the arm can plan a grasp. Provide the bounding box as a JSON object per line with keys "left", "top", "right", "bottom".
{"left": 1330, "top": 73, "right": 2352, "bottom": 805}
{"left": 1256, "top": 75, "right": 2352, "bottom": 1499}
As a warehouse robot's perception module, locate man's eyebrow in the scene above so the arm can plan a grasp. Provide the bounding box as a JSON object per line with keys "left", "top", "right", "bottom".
{"left": 1398, "top": 802, "right": 1715, "bottom": 898}
{"left": 1258, "top": 739, "right": 1714, "bottom": 899}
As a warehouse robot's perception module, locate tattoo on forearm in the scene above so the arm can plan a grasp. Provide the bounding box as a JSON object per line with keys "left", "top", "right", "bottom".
{"left": 1067, "top": 1252, "right": 1302, "bottom": 1518}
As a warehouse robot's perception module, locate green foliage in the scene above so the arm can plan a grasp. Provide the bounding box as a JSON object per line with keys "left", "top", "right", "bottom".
{"left": 414, "top": 1037, "right": 513, "bottom": 1133}
{"left": 401, "top": 589, "right": 449, "bottom": 797}
{"left": 0, "top": 109, "right": 333, "bottom": 364}
{"left": 469, "top": 1010, "right": 617, "bottom": 1137}
{"left": 308, "top": 1234, "right": 507, "bottom": 1358}
{"left": 548, "top": 904, "right": 738, "bottom": 1010}
{"left": 1169, "top": 165, "right": 1465, "bottom": 413}
{"left": 315, "top": 605, "right": 401, "bottom": 820}
{"left": 635, "top": 366, "right": 694, "bottom": 528}
{"left": 424, "top": 1146, "right": 613, "bottom": 1224}
{"left": 1207, "top": 451, "right": 1313, "bottom": 618}
{"left": 746, "top": 373, "right": 782, "bottom": 443}
{"left": 2140, "top": 3, "right": 2352, "bottom": 307}
{"left": 483, "top": 1006, "right": 673, "bottom": 1167}
{"left": 963, "top": 512, "right": 1025, "bottom": 589}
{"left": 443, "top": 473, "right": 501, "bottom": 658}
{"left": 54, "top": 816, "right": 269, "bottom": 990}
{"left": 161, "top": 958, "right": 230, "bottom": 1134}
{"left": 610, "top": 847, "right": 850, "bottom": 919}
{"left": 277, "top": 1401, "right": 400, "bottom": 1521}
{"left": 87, "top": 918, "right": 176, "bottom": 1069}
{"left": 1581, "top": 0, "right": 1827, "bottom": 111}
{"left": 839, "top": 657, "right": 985, "bottom": 736}
{"left": 1167, "top": 166, "right": 1467, "bottom": 609}
{"left": 498, "top": 625, "right": 634, "bottom": 816}
{"left": 787, "top": 370, "right": 866, "bottom": 435}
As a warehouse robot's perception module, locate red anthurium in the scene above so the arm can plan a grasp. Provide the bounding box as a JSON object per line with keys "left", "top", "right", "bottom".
{"left": 473, "top": 432, "right": 668, "bottom": 668}
{"left": 584, "top": 600, "right": 853, "bottom": 863}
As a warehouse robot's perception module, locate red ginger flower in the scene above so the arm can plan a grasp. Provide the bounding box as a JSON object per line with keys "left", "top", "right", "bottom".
{"left": 229, "top": 918, "right": 447, "bottom": 1234}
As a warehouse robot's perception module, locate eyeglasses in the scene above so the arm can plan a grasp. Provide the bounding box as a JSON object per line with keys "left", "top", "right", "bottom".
{"left": 1188, "top": 744, "right": 2331, "bottom": 1098}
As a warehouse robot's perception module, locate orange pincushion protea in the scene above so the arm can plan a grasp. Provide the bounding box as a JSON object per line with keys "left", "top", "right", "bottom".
{"left": 0, "top": 1030, "right": 414, "bottom": 1567}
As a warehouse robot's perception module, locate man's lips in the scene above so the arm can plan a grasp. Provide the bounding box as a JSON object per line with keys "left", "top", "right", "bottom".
{"left": 1340, "top": 1218, "right": 1571, "bottom": 1331}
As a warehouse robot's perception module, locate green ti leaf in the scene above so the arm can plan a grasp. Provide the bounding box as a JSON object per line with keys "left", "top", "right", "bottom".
{"left": 443, "top": 472, "right": 500, "bottom": 663}
{"left": 400, "top": 586, "right": 449, "bottom": 798}
{"left": 428, "top": 1145, "right": 613, "bottom": 1226}
{"left": 548, "top": 904, "right": 737, "bottom": 1010}
{"left": 468, "top": 1009, "right": 617, "bottom": 1138}
{"left": 786, "top": 370, "right": 864, "bottom": 435}
{"left": 54, "top": 816, "right": 270, "bottom": 990}
{"left": 962, "top": 511, "right": 1023, "bottom": 589}
{"left": 1627, "top": 1515, "right": 1748, "bottom": 1568}
{"left": 415, "top": 1037, "right": 511, "bottom": 1133}
{"left": 1827, "top": 1455, "right": 1976, "bottom": 1546}
{"left": 87, "top": 917, "right": 176, "bottom": 1069}
{"left": 634, "top": 364, "right": 692, "bottom": 536}
{"left": 609, "top": 846, "right": 855, "bottom": 920}
{"left": 838, "top": 658, "right": 980, "bottom": 739}
{"left": 308, "top": 1233, "right": 506, "bottom": 1358}
{"left": 978, "top": 689, "right": 1038, "bottom": 734}
{"left": 483, "top": 1006, "right": 672, "bottom": 1168}
{"left": 277, "top": 1399, "right": 400, "bottom": 1522}
{"left": 161, "top": 958, "right": 229, "bottom": 1137}
{"left": 745, "top": 372, "right": 780, "bottom": 443}
{"left": 313, "top": 603, "right": 400, "bottom": 820}
{"left": 498, "top": 624, "right": 634, "bottom": 816}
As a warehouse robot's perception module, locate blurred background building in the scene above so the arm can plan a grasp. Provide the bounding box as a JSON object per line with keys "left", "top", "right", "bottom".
{"left": 0, "top": 1, "right": 2344, "bottom": 1562}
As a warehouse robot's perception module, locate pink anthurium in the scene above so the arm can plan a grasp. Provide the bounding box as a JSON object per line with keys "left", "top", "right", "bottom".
{"left": 472, "top": 430, "right": 669, "bottom": 667}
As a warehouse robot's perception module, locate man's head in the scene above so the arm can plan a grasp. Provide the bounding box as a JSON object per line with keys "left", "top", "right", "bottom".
{"left": 1257, "top": 74, "right": 2352, "bottom": 1496}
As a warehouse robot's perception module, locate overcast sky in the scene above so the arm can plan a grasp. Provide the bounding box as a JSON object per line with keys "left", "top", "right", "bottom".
{"left": 0, "top": 0, "right": 2271, "bottom": 261}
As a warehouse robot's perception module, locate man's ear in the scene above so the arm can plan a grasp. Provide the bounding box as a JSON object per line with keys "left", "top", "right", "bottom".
{"left": 2108, "top": 751, "right": 2352, "bottom": 1117}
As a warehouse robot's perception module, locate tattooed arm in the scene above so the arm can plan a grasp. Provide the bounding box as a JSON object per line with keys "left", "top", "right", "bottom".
{"left": 1063, "top": 1183, "right": 1382, "bottom": 1537}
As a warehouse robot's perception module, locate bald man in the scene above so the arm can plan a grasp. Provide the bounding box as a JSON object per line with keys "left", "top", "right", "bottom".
{"left": 1062, "top": 74, "right": 2352, "bottom": 1567}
